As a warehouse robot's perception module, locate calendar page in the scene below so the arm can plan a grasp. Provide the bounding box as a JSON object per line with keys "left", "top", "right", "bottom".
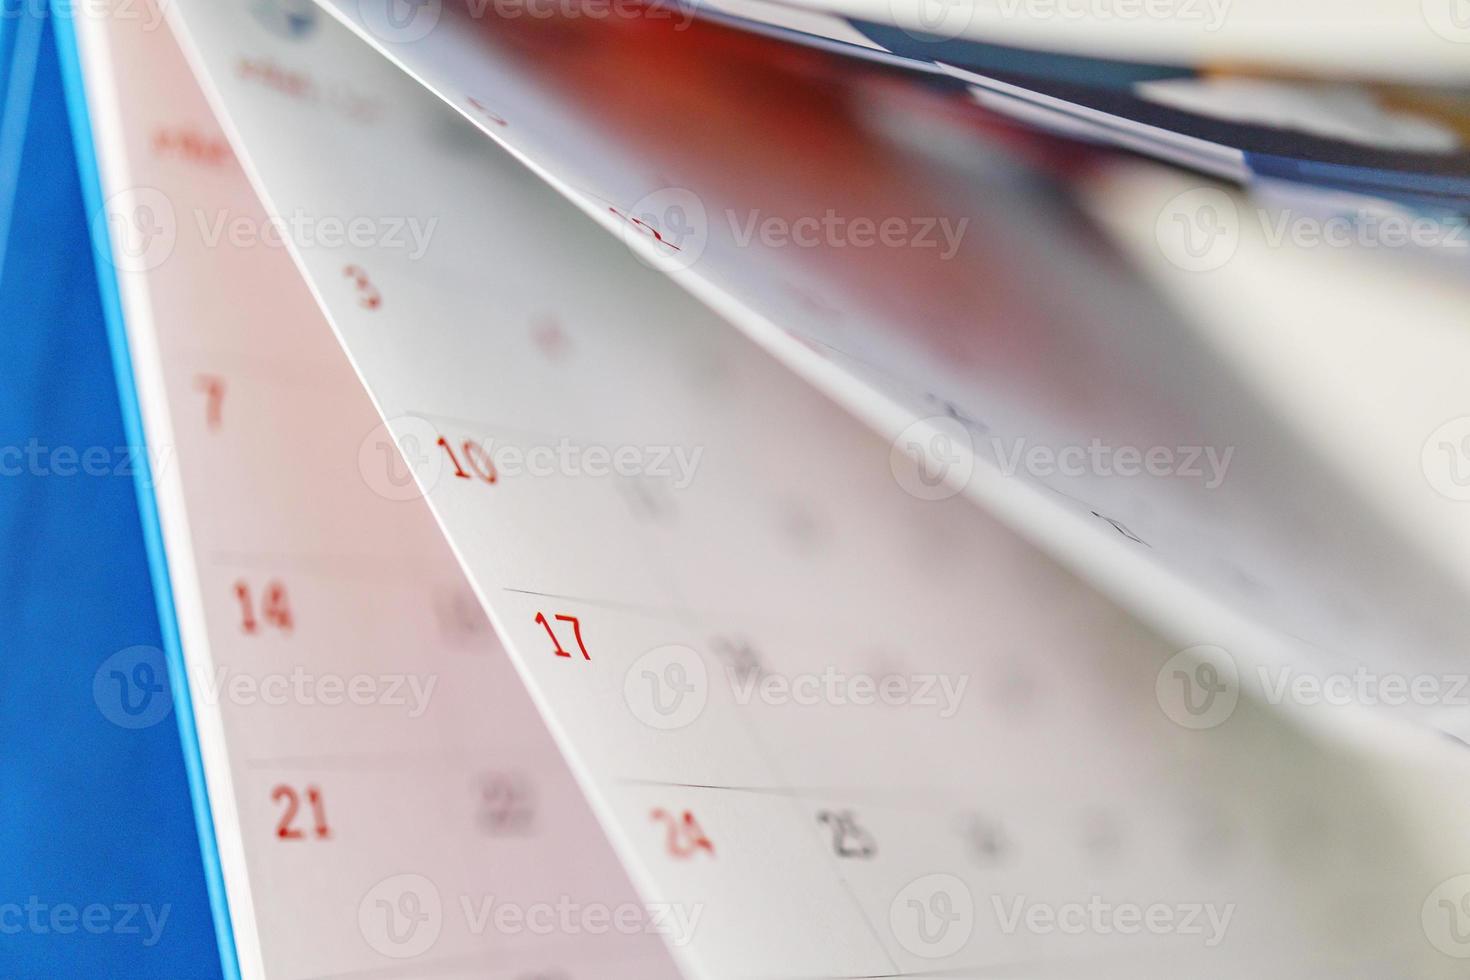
{"left": 70, "top": 7, "right": 680, "bottom": 978}
{"left": 686, "top": 0, "right": 1470, "bottom": 81}
{"left": 240, "top": 0, "right": 1470, "bottom": 701}
{"left": 57, "top": 0, "right": 1470, "bottom": 977}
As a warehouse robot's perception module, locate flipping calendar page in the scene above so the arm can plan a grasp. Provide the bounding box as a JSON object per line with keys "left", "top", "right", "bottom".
{"left": 69, "top": 7, "right": 678, "bottom": 978}
{"left": 49, "top": 0, "right": 1470, "bottom": 979}
{"left": 60, "top": 1, "right": 1470, "bottom": 980}
{"left": 289, "top": 0, "right": 1470, "bottom": 706}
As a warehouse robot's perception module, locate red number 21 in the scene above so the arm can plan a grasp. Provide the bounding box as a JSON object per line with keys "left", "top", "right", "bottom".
{"left": 273, "top": 784, "right": 330, "bottom": 840}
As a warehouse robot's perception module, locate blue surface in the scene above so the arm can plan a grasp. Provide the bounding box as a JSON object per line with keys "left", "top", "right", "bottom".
{"left": 0, "top": 8, "right": 222, "bottom": 978}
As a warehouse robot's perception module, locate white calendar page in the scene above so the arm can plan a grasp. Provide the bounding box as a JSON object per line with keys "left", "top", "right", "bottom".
{"left": 702, "top": 0, "right": 1470, "bottom": 82}
{"left": 240, "top": 1, "right": 1470, "bottom": 696}
{"left": 72, "top": 7, "right": 680, "bottom": 979}
{"left": 1076, "top": 159, "right": 1470, "bottom": 736}
{"left": 129, "top": 1, "right": 1470, "bottom": 977}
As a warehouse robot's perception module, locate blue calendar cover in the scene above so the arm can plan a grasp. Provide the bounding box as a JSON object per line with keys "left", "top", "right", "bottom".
{"left": 0, "top": 5, "right": 222, "bottom": 977}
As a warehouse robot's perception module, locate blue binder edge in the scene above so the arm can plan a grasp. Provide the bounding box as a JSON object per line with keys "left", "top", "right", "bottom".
{"left": 47, "top": 7, "right": 244, "bottom": 978}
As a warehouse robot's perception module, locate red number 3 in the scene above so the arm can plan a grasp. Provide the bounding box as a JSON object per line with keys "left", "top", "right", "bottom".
{"left": 343, "top": 264, "right": 381, "bottom": 310}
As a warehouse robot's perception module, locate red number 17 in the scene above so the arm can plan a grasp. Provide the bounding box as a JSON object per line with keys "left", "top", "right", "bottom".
{"left": 536, "top": 612, "right": 589, "bottom": 660}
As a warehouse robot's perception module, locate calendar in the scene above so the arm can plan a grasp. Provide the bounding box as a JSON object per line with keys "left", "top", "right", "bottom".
{"left": 10, "top": 0, "right": 1470, "bottom": 976}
